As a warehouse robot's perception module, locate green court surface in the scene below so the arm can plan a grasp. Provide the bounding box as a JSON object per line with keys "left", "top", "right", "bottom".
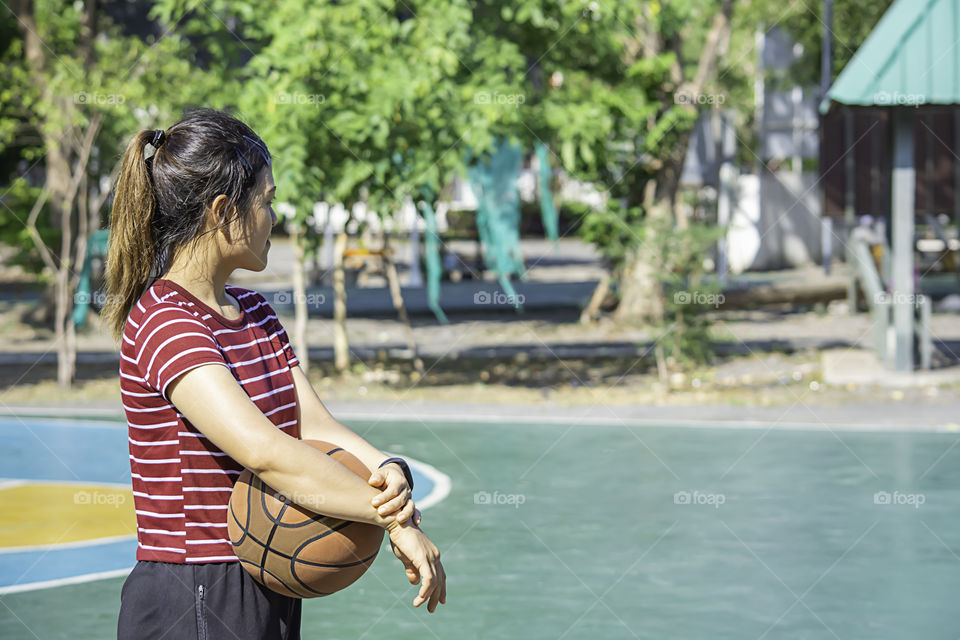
{"left": 3, "top": 417, "right": 960, "bottom": 639}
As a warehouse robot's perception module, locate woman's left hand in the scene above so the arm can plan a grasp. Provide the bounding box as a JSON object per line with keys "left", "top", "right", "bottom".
{"left": 368, "top": 463, "right": 421, "bottom": 525}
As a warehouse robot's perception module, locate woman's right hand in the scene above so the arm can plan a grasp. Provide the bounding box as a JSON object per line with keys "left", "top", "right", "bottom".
{"left": 385, "top": 521, "right": 446, "bottom": 612}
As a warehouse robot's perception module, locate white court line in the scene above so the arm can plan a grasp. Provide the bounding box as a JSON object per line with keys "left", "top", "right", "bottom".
{"left": 0, "top": 477, "right": 129, "bottom": 490}
{"left": 0, "top": 534, "right": 136, "bottom": 555}
{"left": 404, "top": 456, "right": 451, "bottom": 511}
{"left": 0, "top": 413, "right": 126, "bottom": 429}
{"left": 332, "top": 410, "right": 959, "bottom": 433}
{"left": 2, "top": 406, "right": 952, "bottom": 433}
{"left": 0, "top": 568, "right": 133, "bottom": 595}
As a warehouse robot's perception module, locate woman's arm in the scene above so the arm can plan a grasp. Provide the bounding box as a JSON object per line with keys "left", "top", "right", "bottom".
{"left": 291, "top": 365, "right": 393, "bottom": 470}
{"left": 290, "top": 365, "right": 418, "bottom": 523}
{"left": 167, "top": 363, "right": 396, "bottom": 529}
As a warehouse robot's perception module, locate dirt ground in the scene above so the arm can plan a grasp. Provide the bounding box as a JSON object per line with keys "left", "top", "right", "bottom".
{"left": 2, "top": 331, "right": 958, "bottom": 411}
{"left": 2, "top": 254, "right": 960, "bottom": 411}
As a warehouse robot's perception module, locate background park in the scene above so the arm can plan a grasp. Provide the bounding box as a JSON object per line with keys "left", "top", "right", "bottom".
{"left": 3, "top": 0, "right": 960, "bottom": 638}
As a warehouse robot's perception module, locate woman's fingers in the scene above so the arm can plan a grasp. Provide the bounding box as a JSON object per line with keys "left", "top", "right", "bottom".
{"left": 406, "top": 566, "right": 419, "bottom": 583}
{"left": 395, "top": 499, "right": 417, "bottom": 524}
{"left": 370, "top": 482, "right": 398, "bottom": 508}
{"left": 375, "top": 487, "right": 411, "bottom": 516}
{"left": 417, "top": 561, "right": 445, "bottom": 612}
{"left": 427, "top": 569, "right": 442, "bottom": 612}
{"left": 389, "top": 526, "right": 445, "bottom": 612}
{"left": 414, "top": 568, "right": 434, "bottom": 607}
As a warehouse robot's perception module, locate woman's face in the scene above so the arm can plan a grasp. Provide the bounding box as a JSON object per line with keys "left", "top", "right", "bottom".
{"left": 226, "top": 167, "right": 277, "bottom": 272}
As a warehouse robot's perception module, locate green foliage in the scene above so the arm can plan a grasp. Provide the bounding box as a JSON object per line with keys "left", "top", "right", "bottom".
{"left": 578, "top": 202, "right": 645, "bottom": 272}
{"left": 648, "top": 216, "right": 726, "bottom": 366}
{"left": 0, "top": 178, "right": 59, "bottom": 273}
{"left": 0, "top": 0, "right": 216, "bottom": 270}
{"left": 0, "top": 0, "right": 894, "bottom": 323}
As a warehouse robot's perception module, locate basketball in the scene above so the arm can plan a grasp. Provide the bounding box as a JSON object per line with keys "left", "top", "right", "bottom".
{"left": 228, "top": 440, "right": 385, "bottom": 598}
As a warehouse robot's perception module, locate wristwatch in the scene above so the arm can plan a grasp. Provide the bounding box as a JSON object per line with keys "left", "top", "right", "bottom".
{"left": 378, "top": 456, "right": 414, "bottom": 491}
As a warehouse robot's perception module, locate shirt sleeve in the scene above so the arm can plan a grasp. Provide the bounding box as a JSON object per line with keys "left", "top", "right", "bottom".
{"left": 256, "top": 294, "right": 300, "bottom": 368}
{"left": 134, "top": 303, "right": 229, "bottom": 401}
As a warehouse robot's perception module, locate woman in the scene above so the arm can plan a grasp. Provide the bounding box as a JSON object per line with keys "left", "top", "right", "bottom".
{"left": 105, "top": 108, "right": 445, "bottom": 640}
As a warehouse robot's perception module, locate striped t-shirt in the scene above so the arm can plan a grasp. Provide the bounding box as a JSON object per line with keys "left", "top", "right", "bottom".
{"left": 120, "top": 278, "right": 301, "bottom": 563}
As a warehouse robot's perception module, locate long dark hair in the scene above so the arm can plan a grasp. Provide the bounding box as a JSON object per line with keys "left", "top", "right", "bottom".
{"left": 104, "top": 108, "right": 271, "bottom": 341}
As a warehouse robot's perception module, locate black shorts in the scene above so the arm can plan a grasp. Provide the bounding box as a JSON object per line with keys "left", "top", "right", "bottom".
{"left": 117, "top": 560, "right": 302, "bottom": 640}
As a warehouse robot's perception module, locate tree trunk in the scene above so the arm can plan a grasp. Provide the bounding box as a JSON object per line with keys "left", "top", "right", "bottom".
{"left": 615, "top": 247, "right": 665, "bottom": 323}
{"left": 291, "top": 225, "right": 309, "bottom": 372}
{"left": 382, "top": 236, "right": 424, "bottom": 375}
{"left": 332, "top": 232, "right": 349, "bottom": 372}
{"left": 15, "top": 1, "right": 103, "bottom": 388}
{"left": 615, "top": 0, "right": 734, "bottom": 323}
{"left": 579, "top": 272, "right": 611, "bottom": 325}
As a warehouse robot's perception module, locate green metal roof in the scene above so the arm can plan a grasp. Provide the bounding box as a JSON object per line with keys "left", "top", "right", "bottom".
{"left": 820, "top": 0, "right": 960, "bottom": 113}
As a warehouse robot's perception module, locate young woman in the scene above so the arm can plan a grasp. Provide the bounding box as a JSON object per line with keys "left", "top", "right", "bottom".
{"left": 105, "top": 109, "right": 445, "bottom": 640}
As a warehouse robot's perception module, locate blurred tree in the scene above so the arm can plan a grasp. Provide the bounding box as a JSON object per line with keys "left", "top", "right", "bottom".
{"left": 462, "top": 0, "right": 733, "bottom": 329}
{"left": 1, "top": 0, "right": 206, "bottom": 386}
{"left": 154, "top": 0, "right": 521, "bottom": 370}
{"left": 0, "top": 0, "right": 895, "bottom": 384}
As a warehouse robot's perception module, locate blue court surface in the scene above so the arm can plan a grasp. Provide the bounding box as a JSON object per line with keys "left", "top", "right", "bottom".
{"left": 0, "top": 416, "right": 442, "bottom": 594}
{"left": 3, "top": 412, "right": 960, "bottom": 639}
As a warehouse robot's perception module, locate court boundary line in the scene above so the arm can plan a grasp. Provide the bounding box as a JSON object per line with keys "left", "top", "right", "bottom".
{"left": 335, "top": 411, "right": 958, "bottom": 434}
{"left": 1, "top": 406, "right": 955, "bottom": 433}
{"left": 403, "top": 457, "right": 451, "bottom": 511}
{"left": 0, "top": 568, "right": 133, "bottom": 595}
{"left": 0, "top": 477, "right": 130, "bottom": 490}
{"left": 0, "top": 534, "right": 136, "bottom": 555}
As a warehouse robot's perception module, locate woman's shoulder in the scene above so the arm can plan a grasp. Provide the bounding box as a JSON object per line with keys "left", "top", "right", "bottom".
{"left": 226, "top": 285, "right": 283, "bottom": 325}
{"left": 125, "top": 282, "right": 199, "bottom": 336}
{"left": 226, "top": 284, "right": 268, "bottom": 310}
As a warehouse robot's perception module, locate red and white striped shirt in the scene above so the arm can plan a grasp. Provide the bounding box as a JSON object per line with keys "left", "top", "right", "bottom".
{"left": 120, "top": 278, "right": 300, "bottom": 563}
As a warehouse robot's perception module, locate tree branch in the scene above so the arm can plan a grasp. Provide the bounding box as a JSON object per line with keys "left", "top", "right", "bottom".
{"left": 25, "top": 188, "right": 58, "bottom": 273}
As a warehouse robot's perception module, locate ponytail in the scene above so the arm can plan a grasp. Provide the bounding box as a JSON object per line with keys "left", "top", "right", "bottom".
{"left": 103, "top": 130, "right": 159, "bottom": 342}
{"left": 103, "top": 109, "right": 272, "bottom": 342}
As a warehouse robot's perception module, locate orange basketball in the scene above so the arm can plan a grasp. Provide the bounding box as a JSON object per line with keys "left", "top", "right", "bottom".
{"left": 228, "top": 440, "right": 384, "bottom": 598}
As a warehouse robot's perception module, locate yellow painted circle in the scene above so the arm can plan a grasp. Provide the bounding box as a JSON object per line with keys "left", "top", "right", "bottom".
{"left": 0, "top": 482, "right": 135, "bottom": 548}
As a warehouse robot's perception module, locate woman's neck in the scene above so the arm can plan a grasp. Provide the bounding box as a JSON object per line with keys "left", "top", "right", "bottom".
{"left": 160, "top": 259, "right": 237, "bottom": 313}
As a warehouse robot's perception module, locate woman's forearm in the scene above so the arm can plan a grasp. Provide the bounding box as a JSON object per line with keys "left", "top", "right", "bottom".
{"left": 168, "top": 364, "right": 397, "bottom": 529}
{"left": 291, "top": 366, "right": 395, "bottom": 473}
{"left": 300, "top": 417, "right": 393, "bottom": 473}
{"left": 253, "top": 432, "right": 397, "bottom": 528}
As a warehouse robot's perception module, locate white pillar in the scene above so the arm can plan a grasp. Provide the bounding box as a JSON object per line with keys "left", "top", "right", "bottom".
{"left": 891, "top": 109, "right": 915, "bottom": 372}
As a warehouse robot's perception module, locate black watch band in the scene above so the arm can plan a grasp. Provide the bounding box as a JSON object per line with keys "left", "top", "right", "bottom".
{"left": 378, "top": 456, "right": 414, "bottom": 491}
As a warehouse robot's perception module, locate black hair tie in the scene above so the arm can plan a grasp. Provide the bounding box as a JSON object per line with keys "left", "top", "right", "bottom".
{"left": 150, "top": 129, "right": 166, "bottom": 148}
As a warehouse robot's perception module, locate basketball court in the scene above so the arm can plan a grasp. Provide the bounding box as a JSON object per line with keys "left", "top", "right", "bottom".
{"left": 2, "top": 410, "right": 959, "bottom": 638}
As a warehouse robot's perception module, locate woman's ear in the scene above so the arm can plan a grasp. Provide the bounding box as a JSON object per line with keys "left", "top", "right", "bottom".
{"left": 206, "top": 194, "right": 235, "bottom": 242}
